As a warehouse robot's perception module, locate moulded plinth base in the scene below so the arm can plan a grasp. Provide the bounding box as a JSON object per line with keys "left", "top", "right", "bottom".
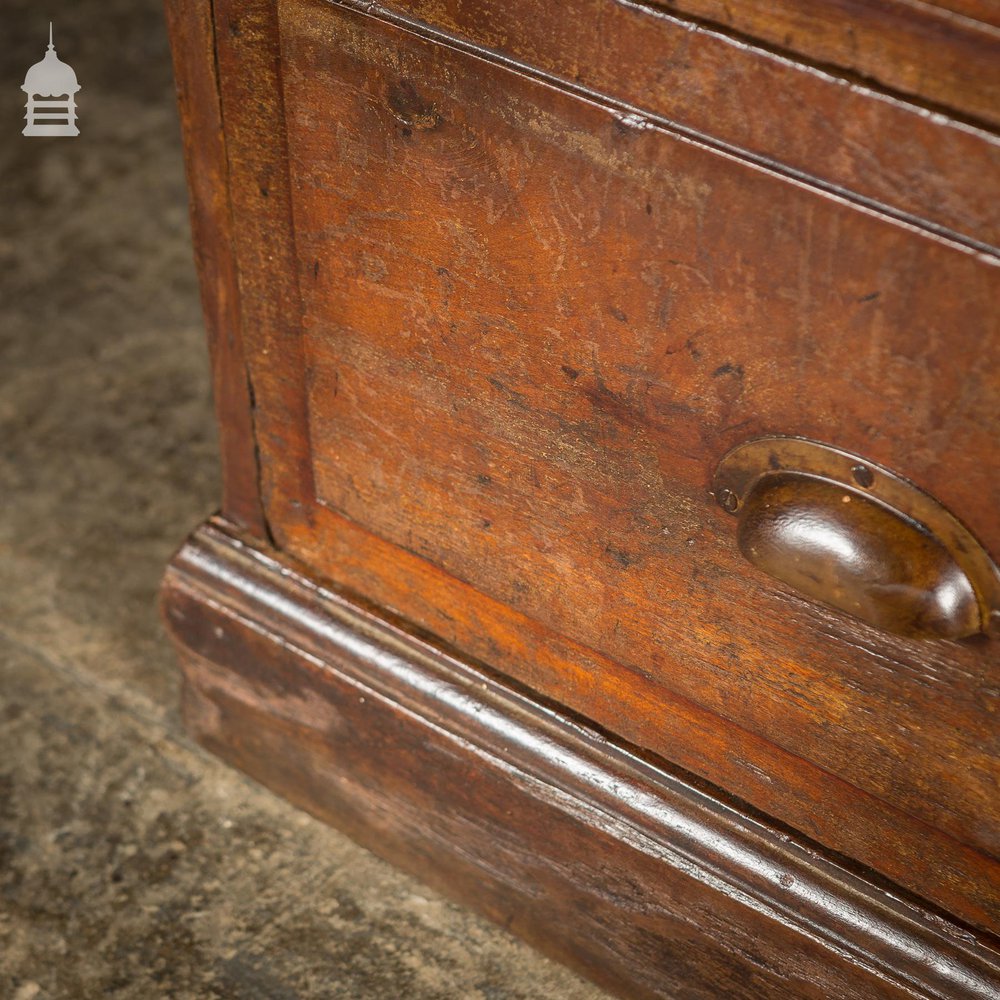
{"left": 160, "top": 517, "right": 1000, "bottom": 1000}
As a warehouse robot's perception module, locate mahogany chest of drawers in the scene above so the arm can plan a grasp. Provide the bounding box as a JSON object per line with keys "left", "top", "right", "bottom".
{"left": 161, "top": 1, "right": 1000, "bottom": 995}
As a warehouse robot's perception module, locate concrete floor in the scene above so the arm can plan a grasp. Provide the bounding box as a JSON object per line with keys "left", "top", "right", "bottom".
{"left": 0, "top": 3, "right": 607, "bottom": 997}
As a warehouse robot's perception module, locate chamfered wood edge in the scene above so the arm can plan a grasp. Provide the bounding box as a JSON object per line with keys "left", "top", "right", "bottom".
{"left": 160, "top": 516, "right": 1000, "bottom": 1000}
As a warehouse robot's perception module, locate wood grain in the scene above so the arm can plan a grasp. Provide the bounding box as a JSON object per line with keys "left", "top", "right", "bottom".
{"left": 163, "top": 0, "right": 264, "bottom": 532}
{"left": 162, "top": 518, "right": 1000, "bottom": 1000}
{"left": 275, "top": 0, "right": 1000, "bottom": 877}
{"left": 264, "top": 500, "right": 1000, "bottom": 935}
{"left": 649, "top": 0, "right": 1000, "bottom": 128}
{"left": 356, "top": 0, "right": 1000, "bottom": 250}
{"left": 209, "top": 0, "right": 316, "bottom": 538}
{"left": 166, "top": 0, "right": 1000, "bottom": 970}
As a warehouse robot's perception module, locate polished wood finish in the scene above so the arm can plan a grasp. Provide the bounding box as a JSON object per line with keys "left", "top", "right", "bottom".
{"left": 163, "top": 0, "right": 1000, "bottom": 993}
{"left": 163, "top": 520, "right": 1000, "bottom": 1000}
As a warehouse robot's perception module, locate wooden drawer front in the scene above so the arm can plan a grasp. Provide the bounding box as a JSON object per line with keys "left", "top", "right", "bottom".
{"left": 386, "top": 0, "right": 1000, "bottom": 249}
{"left": 227, "top": 0, "right": 999, "bottom": 931}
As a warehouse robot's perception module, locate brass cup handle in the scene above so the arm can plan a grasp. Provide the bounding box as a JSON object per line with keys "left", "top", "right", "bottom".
{"left": 712, "top": 437, "right": 1000, "bottom": 640}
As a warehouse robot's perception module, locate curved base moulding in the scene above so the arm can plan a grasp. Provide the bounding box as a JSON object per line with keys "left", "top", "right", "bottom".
{"left": 161, "top": 517, "right": 1000, "bottom": 1000}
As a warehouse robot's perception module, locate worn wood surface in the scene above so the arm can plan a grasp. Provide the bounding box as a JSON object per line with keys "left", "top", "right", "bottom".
{"left": 209, "top": 0, "right": 315, "bottom": 539}
{"left": 370, "top": 0, "right": 1000, "bottom": 250}
{"left": 235, "top": 0, "right": 1000, "bottom": 931}
{"left": 162, "top": 519, "right": 1000, "bottom": 1000}
{"left": 163, "top": 0, "right": 263, "bottom": 533}
{"left": 165, "top": 0, "right": 1000, "bottom": 981}
{"left": 649, "top": 0, "right": 1000, "bottom": 128}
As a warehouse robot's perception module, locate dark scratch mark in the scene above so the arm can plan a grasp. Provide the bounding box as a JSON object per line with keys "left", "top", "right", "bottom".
{"left": 387, "top": 80, "right": 442, "bottom": 131}
{"left": 485, "top": 375, "right": 530, "bottom": 410}
{"left": 605, "top": 544, "right": 634, "bottom": 569}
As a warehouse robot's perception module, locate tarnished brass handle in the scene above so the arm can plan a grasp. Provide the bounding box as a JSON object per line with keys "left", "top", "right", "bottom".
{"left": 712, "top": 437, "right": 1000, "bottom": 640}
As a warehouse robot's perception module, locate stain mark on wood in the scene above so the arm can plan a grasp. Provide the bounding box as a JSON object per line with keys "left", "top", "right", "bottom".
{"left": 387, "top": 79, "right": 442, "bottom": 131}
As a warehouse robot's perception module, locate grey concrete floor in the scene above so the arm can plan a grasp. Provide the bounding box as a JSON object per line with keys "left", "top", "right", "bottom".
{"left": 0, "top": 3, "right": 608, "bottom": 997}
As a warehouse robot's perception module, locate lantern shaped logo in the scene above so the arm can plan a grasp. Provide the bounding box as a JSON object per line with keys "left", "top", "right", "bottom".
{"left": 22, "top": 24, "right": 80, "bottom": 137}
